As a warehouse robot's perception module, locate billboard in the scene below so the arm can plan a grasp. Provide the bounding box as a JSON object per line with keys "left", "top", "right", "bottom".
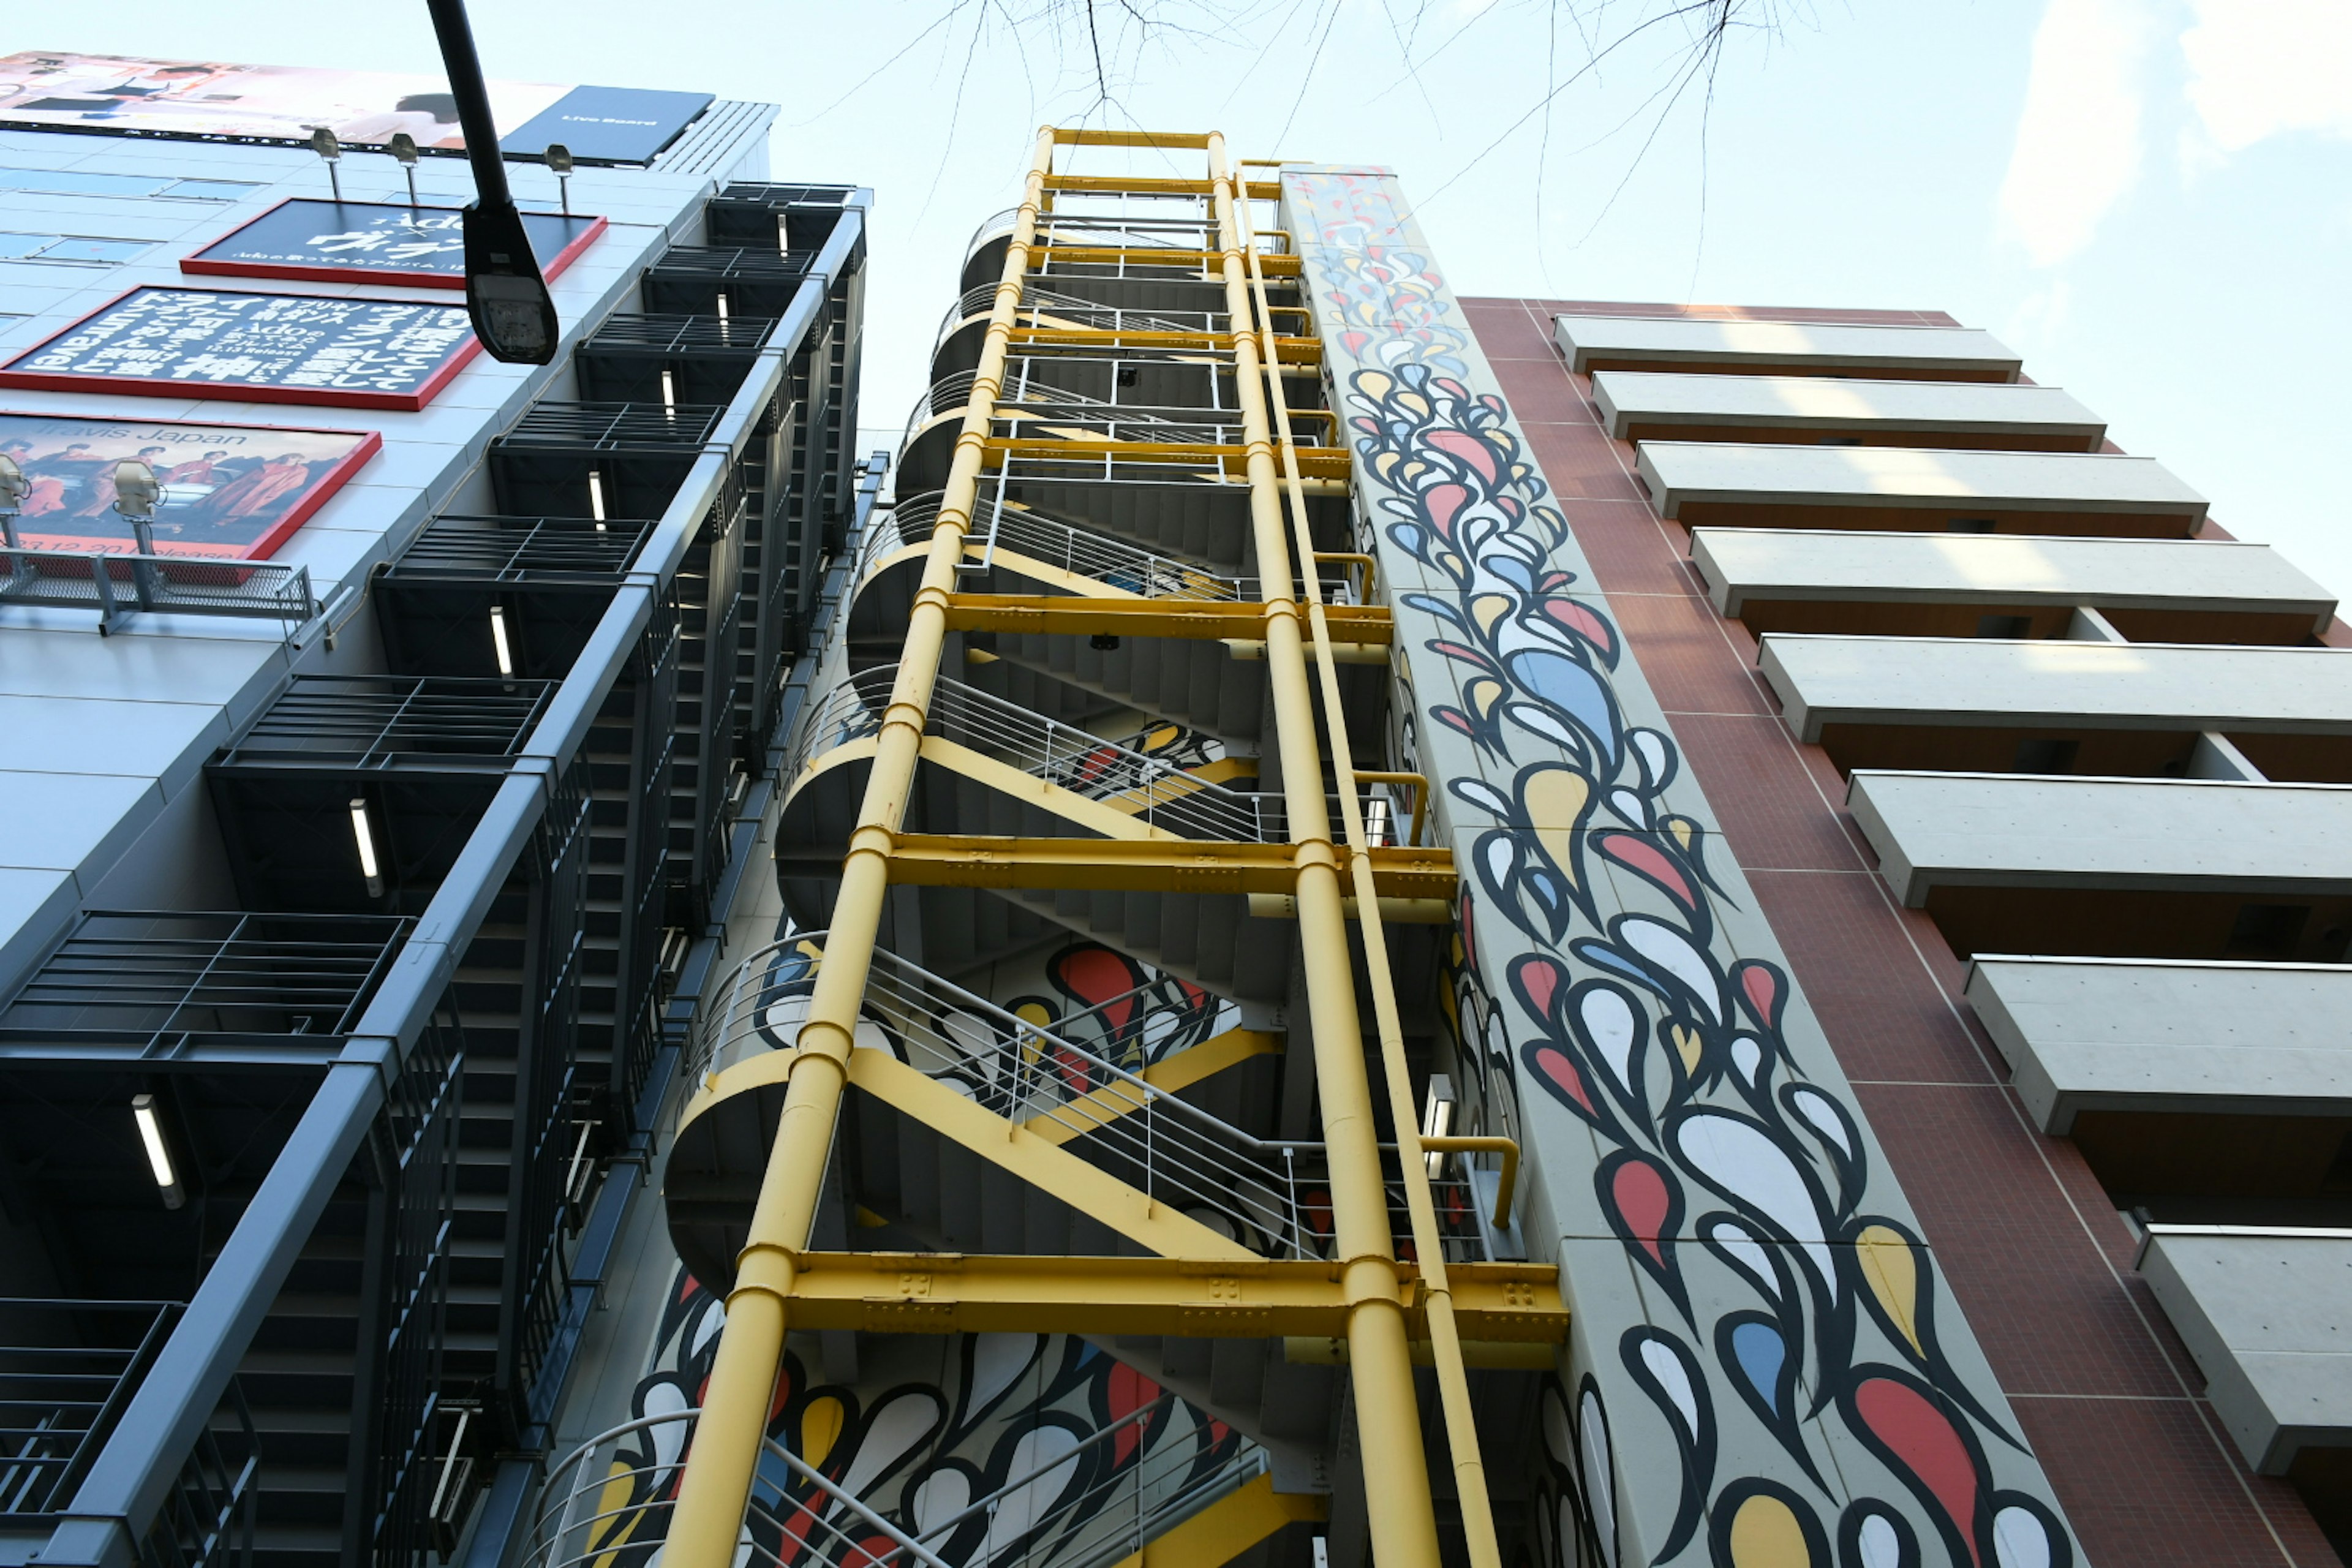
{"left": 0, "top": 412, "right": 379, "bottom": 560}
{"left": 0, "top": 52, "right": 710, "bottom": 164}
{"left": 0, "top": 287, "right": 480, "bottom": 412}
{"left": 184, "top": 199, "right": 606, "bottom": 289}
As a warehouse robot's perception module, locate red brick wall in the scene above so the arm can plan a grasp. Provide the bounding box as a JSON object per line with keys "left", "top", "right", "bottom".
{"left": 1467, "top": 295, "right": 2339, "bottom": 1567}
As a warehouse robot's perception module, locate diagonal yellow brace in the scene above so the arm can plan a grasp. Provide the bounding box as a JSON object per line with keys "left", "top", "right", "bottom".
{"left": 845, "top": 1049, "right": 1257, "bottom": 1262}
{"left": 1023, "top": 1027, "right": 1281, "bottom": 1145}
{"left": 1107, "top": 1472, "right": 1327, "bottom": 1568}
{"left": 915, "top": 734, "right": 1180, "bottom": 843}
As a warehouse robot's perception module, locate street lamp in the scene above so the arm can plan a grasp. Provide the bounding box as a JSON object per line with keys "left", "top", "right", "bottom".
{"left": 424, "top": 0, "right": 559, "bottom": 364}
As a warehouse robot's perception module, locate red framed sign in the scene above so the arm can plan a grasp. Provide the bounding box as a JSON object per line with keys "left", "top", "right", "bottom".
{"left": 182, "top": 198, "right": 606, "bottom": 290}
{"left": 0, "top": 410, "right": 380, "bottom": 560}
{"left": 0, "top": 286, "right": 481, "bottom": 412}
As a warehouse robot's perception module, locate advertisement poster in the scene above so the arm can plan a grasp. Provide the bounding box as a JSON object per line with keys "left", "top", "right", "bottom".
{"left": 0, "top": 52, "right": 709, "bottom": 164}
{"left": 0, "top": 288, "right": 479, "bottom": 412}
{"left": 0, "top": 412, "right": 379, "bottom": 560}
{"left": 184, "top": 199, "right": 606, "bottom": 289}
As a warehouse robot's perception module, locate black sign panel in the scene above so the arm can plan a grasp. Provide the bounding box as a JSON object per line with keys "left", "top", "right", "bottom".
{"left": 183, "top": 198, "right": 606, "bottom": 290}
{"left": 0, "top": 287, "right": 480, "bottom": 412}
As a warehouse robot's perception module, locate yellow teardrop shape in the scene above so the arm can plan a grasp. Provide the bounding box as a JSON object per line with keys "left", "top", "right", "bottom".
{"left": 1856, "top": 1223, "right": 1924, "bottom": 1357}
{"left": 802, "top": 1395, "right": 844, "bottom": 1468}
{"left": 1672, "top": 1024, "right": 1702, "bottom": 1076}
{"left": 1728, "top": 1493, "right": 1815, "bottom": 1567}
{"left": 1471, "top": 594, "right": 1512, "bottom": 636}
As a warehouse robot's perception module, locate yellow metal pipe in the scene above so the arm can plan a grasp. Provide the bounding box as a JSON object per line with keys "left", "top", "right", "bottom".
{"left": 1207, "top": 133, "right": 1444, "bottom": 1568}
{"left": 1237, "top": 170, "right": 1505, "bottom": 1568}
{"left": 659, "top": 123, "right": 1061, "bottom": 1568}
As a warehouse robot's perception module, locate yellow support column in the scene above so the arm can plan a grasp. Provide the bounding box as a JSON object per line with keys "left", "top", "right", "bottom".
{"left": 1205, "top": 134, "right": 1442, "bottom": 1568}
{"left": 660, "top": 124, "right": 1060, "bottom": 1568}
{"left": 1236, "top": 185, "right": 1505, "bottom": 1568}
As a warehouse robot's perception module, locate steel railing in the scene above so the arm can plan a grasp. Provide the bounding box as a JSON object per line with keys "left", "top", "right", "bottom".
{"left": 856, "top": 491, "right": 1247, "bottom": 603}
{"left": 0, "top": 545, "right": 314, "bottom": 636}
{"left": 783, "top": 665, "right": 1270, "bottom": 842}
{"left": 695, "top": 936, "right": 1493, "bottom": 1262}
{"left": 524, "top": 1411, "right": 950, "bottom": 1568}
{"left": 527, "top": 1396, "right": 1265, "bottom": 1568}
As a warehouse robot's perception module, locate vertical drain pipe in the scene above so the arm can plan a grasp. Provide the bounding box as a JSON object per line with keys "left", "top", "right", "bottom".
{"left": 1206, "top": 136, "right": 1442, "bottom": 1568}
{"left": 660, "top": 126, "right": 1058, "bottom": 1568}
{"left": 1238, "top": 180, "right": 1504, "bottom": 1568}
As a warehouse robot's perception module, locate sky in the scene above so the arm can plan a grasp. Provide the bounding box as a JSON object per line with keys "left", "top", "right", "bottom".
{"left": 35, "top": 0, "right": 2352, "bottom": 592}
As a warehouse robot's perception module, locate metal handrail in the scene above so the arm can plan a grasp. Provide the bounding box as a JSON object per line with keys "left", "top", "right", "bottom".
{"left": 903, "top": 372, "right": 1333, "bottom": 462}
{"left": 529, "top": 1401, "right": 1267, "bottom": 1568}
{"left": 935, "top": 284, "right": 1240, "bottom": 348}
{"left": 858, "top": 491, "right": 1360, "bottom": 610}
{"left": 524, "top": 1411, "right": 951, "bottom": 1568}
{"left": 694, "top": 935, "right": 1496, "bottom": 1263}
{"left": 782, "top": 664, "right": 1271, "bottom": 842}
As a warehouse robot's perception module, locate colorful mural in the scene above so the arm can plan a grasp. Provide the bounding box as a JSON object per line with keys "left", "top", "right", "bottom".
{"left": 600, "top": 1270, "right": 1246, "bottom": 1567}
{"left": 1285, "top": 169, "right": 2082, "bottom": 1568}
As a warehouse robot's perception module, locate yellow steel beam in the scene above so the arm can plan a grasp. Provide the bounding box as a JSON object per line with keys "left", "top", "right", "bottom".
{"left": 1042, "top": 173, "right": 1283, "bottom": 200}
{"left": 1052, "top": 129, "right": 1215, "bottom": 149}
{"left": 983, "top": 437, "right": 1348, "bottom": 480}
{"left": 1203, "top": 133, "right": 1446, "bottom": 1568}
{"left": 1235, "top": 147, "right": 1501, "bottom": 1568}
{"left": 1107, "top": 1473, "right": 1327, "bottom": 1568}
{"left": 943, "top": 594, "right": 1392, "bottom": 643}
{"left": 882, "top": 835, "right": 1458, "bottom": 900}
{"left": 1030, "top": 246, "right": 1304, "bottom": 278}
{"left": 1006, "top": 325, "right": 1322, "bottom": 361}
{"left": 773, "top": 1250, "right": 1567, "bottom": 1341}
{"left": 1022, "top": 1026, "right": 1281, "bottom": 1145}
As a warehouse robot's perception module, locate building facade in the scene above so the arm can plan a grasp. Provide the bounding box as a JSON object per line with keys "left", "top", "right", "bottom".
{"left": 0, "top": 53, "right": 870, "bottom": 1568}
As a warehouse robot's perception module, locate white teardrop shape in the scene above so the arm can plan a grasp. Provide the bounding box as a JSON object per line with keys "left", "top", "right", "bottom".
{"left": 1705, "top": 1218, "right": 1782, "bottom": 1305}
{"left": 1578, "top": 1389, "right": 1617, "bottom": 1568}
{"left": 1858, "top": 1512, "right": 1903, "bottom": 1568}
{"left": 1993, "top": 1506, "right": 2056, "bottom": 1568}
{"left": 1789, "top": 1085, "right": 1855, "bottom": 1159}
{"left": 964, "top": 1334, "right": 1039, "bottom": 1422}
{"left": 1619, "top": 917, "right": 1722, "bottom": 1023}
{"left": 1731, "top": 1035, "right": 1763, "bottom": 1085}
{"left": 1576, "top": 986, "right": 1641, "bottom": 1099}
{"left": 910, "top": 1469, "right": 971, "bottom": 1537}
{"left": 1637, "top": 1338, "right": 1698, "bottom": 1438}
{"left": 830, "top": 1389, "right": 943, "bottom": 1516}
{"left": 1670, "top": 1110, "right": 1833, "bottom": 1291}
{"left": 981, "top": 1427, "right": 1084, "bottom": 1559}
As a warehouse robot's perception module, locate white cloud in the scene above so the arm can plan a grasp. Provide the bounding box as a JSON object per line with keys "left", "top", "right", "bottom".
{"left": 1996, "top": 0, "right": 2161, "bottom": 268}
{"left": 2181, "top": 0, "right": 2352, "bottom": 152}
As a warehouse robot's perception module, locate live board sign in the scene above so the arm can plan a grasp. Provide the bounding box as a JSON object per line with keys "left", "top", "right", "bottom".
{"left": 0, "top": 287, "right": 480, "bottom": 412}
{"left": 184, "top": 198, "right": 607, "bottom": 289}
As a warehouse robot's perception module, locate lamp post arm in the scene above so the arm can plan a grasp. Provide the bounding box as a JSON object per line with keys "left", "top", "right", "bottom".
{"left": 423, "top": 0, "right": 512, "bottom": 207}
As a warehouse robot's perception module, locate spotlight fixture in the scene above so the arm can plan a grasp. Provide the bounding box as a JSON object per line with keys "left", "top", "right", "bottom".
{"left": 1090, "top": 633, "right": 1121, "bottom": 652}
{"left": 350, "top": 796, "right": 385, "bottom": 898}
{"left": 131, "top": 1093, "right": 185, "bottom": 1210}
